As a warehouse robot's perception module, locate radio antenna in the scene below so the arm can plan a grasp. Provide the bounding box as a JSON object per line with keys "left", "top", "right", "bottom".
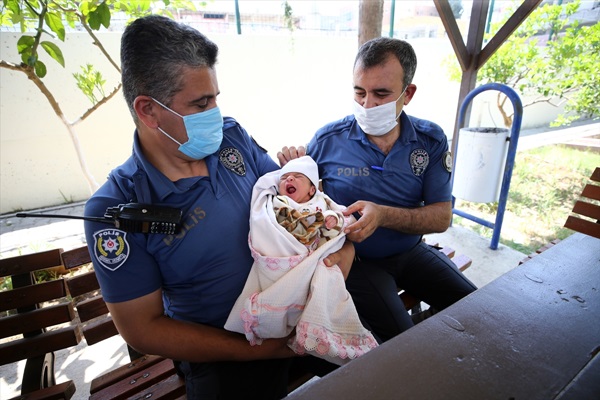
{"left": 16, "top": 213, "right": 112, "bottom": 224}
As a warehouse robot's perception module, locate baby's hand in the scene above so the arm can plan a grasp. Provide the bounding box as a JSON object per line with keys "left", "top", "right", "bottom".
{"left": 325, "top": 215, "right": 337, "bottom": 230}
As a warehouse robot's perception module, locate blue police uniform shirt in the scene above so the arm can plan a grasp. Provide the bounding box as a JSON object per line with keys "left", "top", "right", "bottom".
{"left": 307, "top": 111, "right": 452, "bottom": 259}
{"left": 83, "top": 117, "right": 278, "bottom": 328}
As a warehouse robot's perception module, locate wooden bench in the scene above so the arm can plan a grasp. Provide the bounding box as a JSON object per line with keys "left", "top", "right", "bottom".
{"left": 564, "top": 166, "right": 600, "bottom": 239}
{"left": 400, "top": 241, "right": 472, "bottom": 312}
{"left": 0, "top": 248, "right": 82, "bottom": 400}
{"left": 60, "top": 246, "right": 186, "bottom": 400}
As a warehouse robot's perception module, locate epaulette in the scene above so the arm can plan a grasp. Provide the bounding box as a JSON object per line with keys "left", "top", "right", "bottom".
{"left": 409, "top": 115, "right": 447, "bottom": 143}
{"left": 313, "top": 115, "right": 354, "bottom": 143}
{"left": 251, "top": 136, "right": 269, "bottom": 153}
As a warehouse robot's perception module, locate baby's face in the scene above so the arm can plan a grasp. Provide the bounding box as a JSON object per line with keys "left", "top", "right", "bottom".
{"left": 279, "top": 172, "right": 315, "bottom": 203}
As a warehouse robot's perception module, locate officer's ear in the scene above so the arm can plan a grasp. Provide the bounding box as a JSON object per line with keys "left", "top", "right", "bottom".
{"left": 403, "top": 84, "right": 417, "bottom": 106}
{"left": 134, "top": 96, "right": 160, "bottom": 129}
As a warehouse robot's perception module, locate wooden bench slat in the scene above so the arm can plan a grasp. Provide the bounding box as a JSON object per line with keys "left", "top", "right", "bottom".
{"left": 590, "top": 167, "right": 600, "bottom": 182}
{"left": 0, "top": 279, "right": 67, "bottom": 313}
{"left": 90, "top": 355, "right": 165, "bottom": 393}
{"left": 61, "top": 246, "right": 92, "bottom": 270}
{"left": 439, "top": 246, "right": 456, "bottom": 259}
{"left": 128, "top": 373, "right": 186, "bottom": 400}
{"left": 572, "top": 200, "right": 600, "bottom": 220}
{"left": 565, "top": 215, "right": 600, "bottom": 239}
{"left": 580, "top": 183, "right": 600, "bottom": 201}
{"left": 6, "top": 380, "right": 76, "bottom": 400}
{"left": 564, "top": 167, "right": 600, "bottom": 239}
{"left": 0, "top": 249, "right": 63, "bottom": 278}
{"left": 452, "top": 254, "right": 473, "bottom": 271}
{"left": 83, "top": 317, "right": 119, "bottom": 346}
{"left": 0, "top": 326, "right": 82, "bottom": 366}
{"left": 89, "top": 358, "right": 178, "bottom": 400}
{"left": 83, "top": 317, "right": 119, "bottom": 345}
{"left": 65, "top": 271, "right": 100, "bottom": 298}
{"left": 77, "top": 296, "right": 110, "bottom": 323}
{"left": 0, "top": 303, "right": 75, "bottom": 340}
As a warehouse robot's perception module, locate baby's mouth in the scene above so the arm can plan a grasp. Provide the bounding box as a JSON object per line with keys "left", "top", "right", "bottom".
{"left": 286, "top": 184, "right": 297, "bottom": 195}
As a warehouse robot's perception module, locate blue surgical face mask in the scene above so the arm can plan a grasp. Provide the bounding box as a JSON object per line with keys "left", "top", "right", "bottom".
{"left": 152, "top": 97, "right": 223, "bottom": 160}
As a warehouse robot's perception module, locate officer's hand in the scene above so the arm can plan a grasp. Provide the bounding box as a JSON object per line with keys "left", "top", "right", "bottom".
{"left": 323, "top": 240, "right": 354, "bottom": 280}
{"left": 259, "top": 336, "right": 298, "bottom": 359}
{"left": 277, "top": 146, "right": 306, "bottom": 167}
{"left": 342, "top": 201, "right": 382, "bottom": 243}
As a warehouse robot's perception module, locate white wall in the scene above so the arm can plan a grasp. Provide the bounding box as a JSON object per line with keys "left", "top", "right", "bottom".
{"left": 0, "top": 31, "right": 561, "bottom": 214}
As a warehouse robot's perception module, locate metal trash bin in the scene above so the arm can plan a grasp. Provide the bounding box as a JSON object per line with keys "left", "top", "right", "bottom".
{"left": 452, "top": 127, "right": 510, "bottom": 203}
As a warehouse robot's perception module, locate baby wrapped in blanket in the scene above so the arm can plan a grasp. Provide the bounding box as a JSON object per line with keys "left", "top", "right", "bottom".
{"left": 225, "top": 156, "right": 378, "bottom": 365}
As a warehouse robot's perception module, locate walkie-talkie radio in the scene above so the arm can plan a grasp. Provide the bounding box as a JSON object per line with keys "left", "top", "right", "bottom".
{"left": 103, "top": 203, "right": 182, "bottom": 234}
{"left": 17, "top": 203, "right": 182, "bottom": 235}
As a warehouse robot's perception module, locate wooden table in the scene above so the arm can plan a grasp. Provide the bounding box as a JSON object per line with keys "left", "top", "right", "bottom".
{"left": 287, "top": 232, "right": 600, "bottom": 399}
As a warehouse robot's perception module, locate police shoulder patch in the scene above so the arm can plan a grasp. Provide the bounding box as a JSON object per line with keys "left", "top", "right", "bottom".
{"left": 219, "top": 147, "right": 246, "bottom": 176}
{"left": 443, "top": 151, "right": 453, "bottom": 172}
{"left": 93, "top": 229, "right": 130, "bottom": 271}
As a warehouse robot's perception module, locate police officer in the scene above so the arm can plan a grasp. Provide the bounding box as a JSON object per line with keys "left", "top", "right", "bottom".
{"left": 84, "top": 15, "right": 353, "bottom": 399}
{"left": 279, "top": 37, "right": 477, "bottom": 343}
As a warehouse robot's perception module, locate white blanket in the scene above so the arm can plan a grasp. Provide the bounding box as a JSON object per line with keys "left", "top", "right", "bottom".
{"left": 224, "top": 171, "right": 378, "bottom": 365}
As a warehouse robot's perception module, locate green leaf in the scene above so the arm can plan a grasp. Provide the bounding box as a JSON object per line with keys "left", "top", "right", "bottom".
{"left": 25, "top": 56, "right": 37, "bottom": 67}
{"left": 98, "top": 2, "right": 111, "bottom": 28}
{"left": 20, "top": 50, "right": 33, "bottom": 66}
{"left": 5, "top": 0, "right": 21, "bottom": 16}
{"left": 34, "top": 60, "right": 47, "bottom": 78}
{"left": 73, "top": 63, "right": 107, "bottom": 104}
{"left": 44, "top": 12, "right": 66, "bottom": 41}
{"left": 88, "top": 11, "right": 100, "bottom": 30}
{"left": 80, "top": 0, "right": 92, "bottom": 16}
{"left": 87, "top": 1, "right": 111, "bottom": 30}
{"left": 17, "top": 35, "right": 35, "bottom": 54}
{"left": 41, "top": 41, "right": 65, "bottom": 67}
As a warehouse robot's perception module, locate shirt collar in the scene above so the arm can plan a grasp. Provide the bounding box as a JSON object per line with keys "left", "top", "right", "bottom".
{"left": 132, "top": 131, "right": 217, "bottom": 201}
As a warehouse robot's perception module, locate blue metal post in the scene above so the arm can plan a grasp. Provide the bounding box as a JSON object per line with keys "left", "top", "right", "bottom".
{"left": 389, "top": 0, "right": 396, "bottom": 37}
{"left": 234, "top": 0, "right": 242, "bottom": 35}
{"left": 451, "top": 83, "right": 523, "bottom": 250}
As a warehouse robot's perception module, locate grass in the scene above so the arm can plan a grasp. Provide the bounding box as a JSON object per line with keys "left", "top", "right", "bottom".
{"left": 453, "top": 143, "right": 600, "bottom": 254}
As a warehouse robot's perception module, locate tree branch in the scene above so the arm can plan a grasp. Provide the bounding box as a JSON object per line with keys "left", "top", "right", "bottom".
{"left": 30, "top": 0, "right": 48, "bottom": 60}
{"left": 496, "top": 92, "right": 512, "bottom": 127}
{"left": 1, "top": 60, "right": 67, "bottom": 121}
{"left": 23, "top": 0, "right": 40, "bottom": 16}
{"left": 74, "top": 83, "right": 123, "bottom": 125}
{"left": 78, "top": 13, "right": 121, "bottom": 73}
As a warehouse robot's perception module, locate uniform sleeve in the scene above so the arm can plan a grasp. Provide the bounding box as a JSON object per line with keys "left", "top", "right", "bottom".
{"left": 84, "top": 193, "right": 163, "bottom": 303}
{"left": 422, "top": 135, "right": 452, "bottom": 204}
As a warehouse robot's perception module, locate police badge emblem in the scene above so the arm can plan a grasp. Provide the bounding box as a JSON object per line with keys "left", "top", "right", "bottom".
{"left": 93, "top": 228, "right": 129, "bottom": 271}
{"left": 219, "top": 147, "right": 246, "bottom": 176}
{"left": 410, "top": 149, "right": 429, "bottom": 176}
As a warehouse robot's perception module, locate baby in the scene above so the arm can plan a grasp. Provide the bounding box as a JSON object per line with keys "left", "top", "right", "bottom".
{"left": 275, "top": 156, "right": 344, "bottom": 251}
{"left": 225, "top": 156, "right": 377, "bottom": 364}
